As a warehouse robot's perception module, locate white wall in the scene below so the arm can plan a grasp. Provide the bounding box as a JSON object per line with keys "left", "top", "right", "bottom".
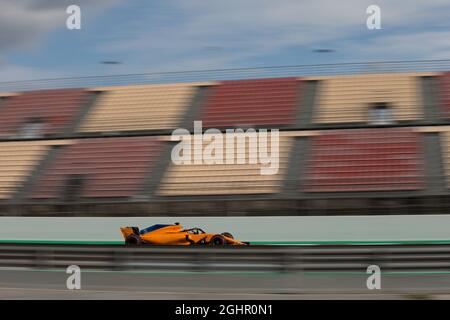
{"left": 0, "top": 215, "right": 449, "bottom": 243}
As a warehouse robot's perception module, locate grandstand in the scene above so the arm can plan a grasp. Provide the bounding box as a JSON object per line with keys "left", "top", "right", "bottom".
{"left": 309, "top": 73, "right": 430, "bottom": 124}
{"left": 1, "top": 62, "right": 450, "bottom": 216}
{"left": 158, "top": 132, "right": 294, "bottom": 196}
{"left": 80, "top": 83, "right": 211, "bottom": 133}
{"left": 199, "top": 77, "right": 302, "bottom": 128}
{"left": 439, "top": 72, "right": 450, "bottom": 118}
{"left": 29, "top": 136, "right": 163, "bottom": 199}
{"left": 302, "top": 128, "right": 425, "bottom": 192}
{"left": 0, "top": 89, "right": 92, "bottom": 138}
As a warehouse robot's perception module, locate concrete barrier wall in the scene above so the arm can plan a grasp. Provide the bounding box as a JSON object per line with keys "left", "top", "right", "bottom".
{"left": 0, "top": 215, "right": 449, "bottom": 244}
{"left": 2, "top": 243, "right": 450, "bottom": 272}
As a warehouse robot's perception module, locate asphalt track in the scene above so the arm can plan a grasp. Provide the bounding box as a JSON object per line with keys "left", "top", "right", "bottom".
{"left": 1, "top": 269, "right": 450, "bottom": 299}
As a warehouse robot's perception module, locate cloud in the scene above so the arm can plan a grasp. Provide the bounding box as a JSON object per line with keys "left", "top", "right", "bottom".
{"left": 0, "top": 0, "right": 121, "bottom": 53}
{"left": 96, "top": 0, "right": 450, "bottom": 71}
{"left": 1, "top": 0, "right": 449, "bottom": 82}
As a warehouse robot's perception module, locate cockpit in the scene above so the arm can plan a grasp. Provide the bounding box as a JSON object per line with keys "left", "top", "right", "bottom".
{"left": 185, "top": 228, "right": 206, "bottom": 235}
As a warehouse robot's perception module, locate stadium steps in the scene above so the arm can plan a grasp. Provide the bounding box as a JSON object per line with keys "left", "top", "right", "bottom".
{"left": 62, "top": 91, "right": 100, "bottom": 136}
{"left": 438, "top": 72, "right": 450, "bottom": 119}
{"left": 0, "top": 96, "right": 6, "bottom": 110}
{"left": 140, "top": 86, "right": 210, "bottom": 199}
{"left": 423, "top": 133, "right": 447, "bottom": 194}
{"left": 281, "top": 136, "right": 310, "bottom": 199}
{"left": 137, "top": 88, "right": 214, "bottom": 199}
{"left": 178, "top": 85, "right": 211, "bottom": 131}
{"left": 437, "top": 130, "right": 450, "bottom": 190}
{"left": 296, "top": 80, "right": 318, "bottom": 127}
{"left": 0, "top": 140, "right": 73, "bottom": 203}
{"left": 27, "top": 137, "right": 164, "bottom": 200}
{"left": 12, "top": 143, "right": 68, "bottom": 202}
{"left": 421, "top": 76, "right": 442, "bottom": 123}
{"left": 140, "top": 140, "right": 176, "bottom": 199}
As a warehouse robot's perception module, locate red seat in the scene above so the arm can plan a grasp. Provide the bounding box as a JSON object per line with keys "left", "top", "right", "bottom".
{"left": 30, "top": 136, "right": 163, "bottom": 199}
{"left": 439, "top": 72, "right": 450, "bottom": 118}
{"left": 302, "top": 128, "right": 425, "bottom": 192}
{"left": 0, "top": 89, "right": 90, "bottom": 136}
{"left": 200, "top": 77, "right": 301, "bottom": 128}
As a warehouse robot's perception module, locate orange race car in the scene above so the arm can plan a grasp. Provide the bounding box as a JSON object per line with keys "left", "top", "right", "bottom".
{"left": 120, "top": 223, "right": 250, "bottom": 246}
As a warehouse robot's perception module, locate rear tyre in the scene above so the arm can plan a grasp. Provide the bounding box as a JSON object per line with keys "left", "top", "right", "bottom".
{"left": 125, "top": 234, "right": 142, "bottom": 246}
{"left": 210, "top": 235, "right": 226, "bottom": 245}
{"left": 221, "top": 232, "right": 234, "bottom": 239}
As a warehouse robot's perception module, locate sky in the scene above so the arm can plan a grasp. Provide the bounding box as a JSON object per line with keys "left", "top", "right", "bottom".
{"left": 0, "top": 0, "right": 449, "bottom": 82}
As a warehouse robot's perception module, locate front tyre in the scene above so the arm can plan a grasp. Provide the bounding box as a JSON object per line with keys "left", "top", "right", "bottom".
{"left": 210, "top": 235, "right": 226, "bottom": 245}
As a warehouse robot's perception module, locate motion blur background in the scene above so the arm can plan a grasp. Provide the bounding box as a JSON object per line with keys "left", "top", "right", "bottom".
{"left": 0, "top": 0, "right": 450, "bottom": 299}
